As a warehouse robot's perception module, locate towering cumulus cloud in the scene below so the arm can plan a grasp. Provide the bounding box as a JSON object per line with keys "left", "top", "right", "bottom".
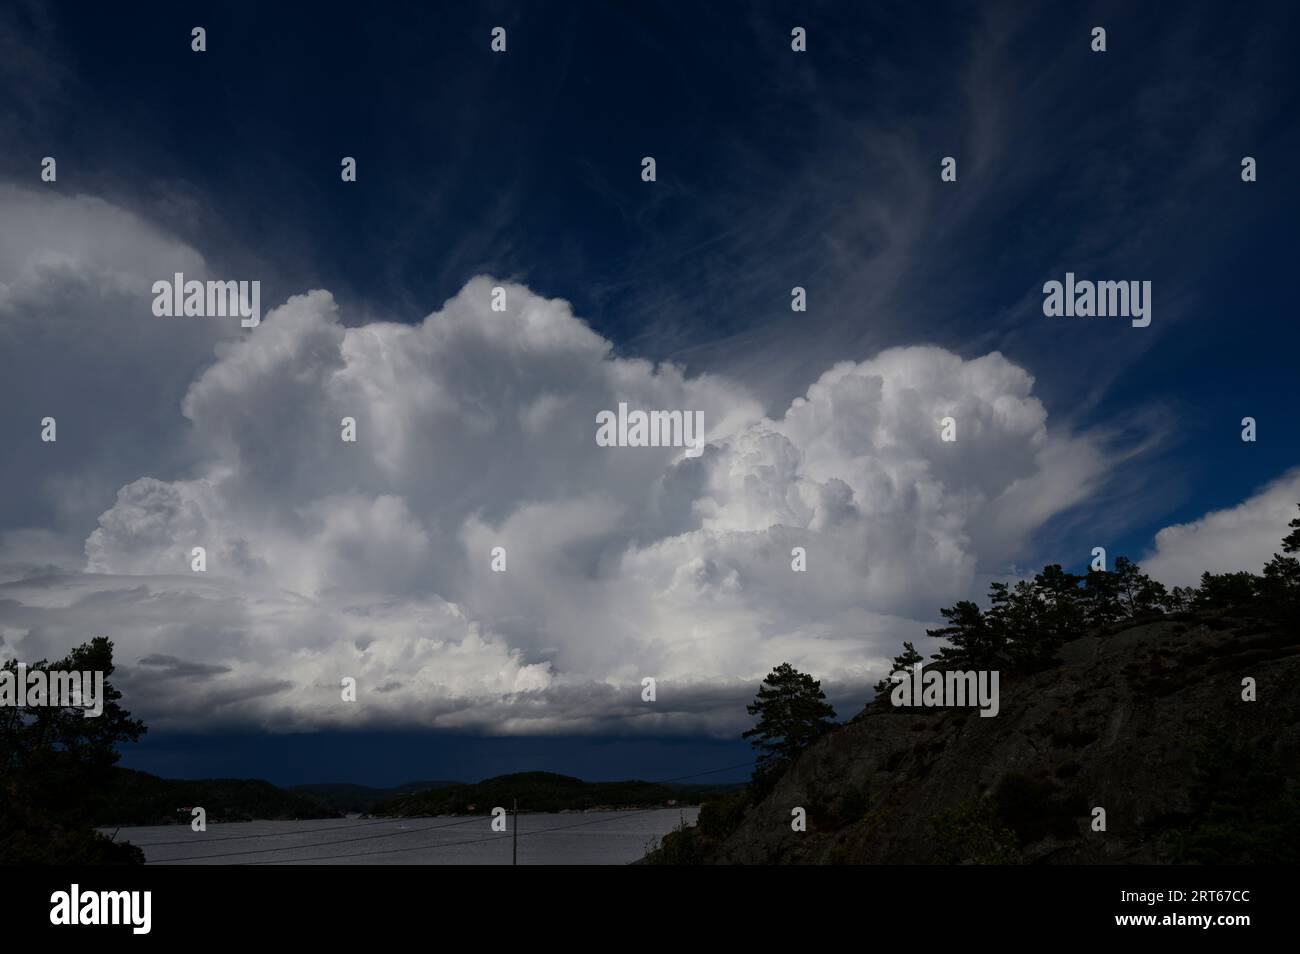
{"left": 1, "top": 189, "right": 1109, "bottom": 734}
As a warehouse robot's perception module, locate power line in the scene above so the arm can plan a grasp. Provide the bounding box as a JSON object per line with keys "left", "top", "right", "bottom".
{"left": 140, "top": 814, "right": 406, "bottom": 847}
{"left": 518, "top": 807, "right": 662, "bottom": 838}
{"left": 148, "top": 813, "right": 485, "bottom": 864}
{"left": 247, "top": 829, "right": 512, "bottom": 865}
{"left": 651, "top": 760, "right": 755, "bottom": 784}
{"left": 248, "top": 807, "right": 670, "bottom": 865}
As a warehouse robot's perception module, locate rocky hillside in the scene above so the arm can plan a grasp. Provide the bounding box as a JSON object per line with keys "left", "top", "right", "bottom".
{"left": 702, "top": 611, "right": 1299, "bottom": 864}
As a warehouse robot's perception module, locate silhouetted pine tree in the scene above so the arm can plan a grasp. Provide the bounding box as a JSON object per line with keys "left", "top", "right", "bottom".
{"left": 1, "top": 638, "right": 146, "bottom": 863}
{"left": 1113, "top": 556, "right": 1170, "bottom": 617}
{"left": 927, "top": 600, "right": 1003, "bottom": 668}
{"left": 1282, "top": 504, "right": 1300, "bottom": 554}
{"left": 872, "top": 505, "right": 1299, "bottom": 719}
{"left": 1166, "top": 586, "right": 1195, "bottom": 613}
{"left": 1259, "top": 504, "right": 1300, "bottom": 613}
{"left": 743, "top": 663, "right": 837, "bottom": 777}
{"left": 989, "top": 580, "right": 1046, "bottom": 670}
{"left": 1081, "top": 566, "right": 1124, "bottom": 626}
{"left": 1193, "top": 570, "right": 1260, "bottom": 610}
{"left": 873, "top": 641, "right": 925, "bottom": 695}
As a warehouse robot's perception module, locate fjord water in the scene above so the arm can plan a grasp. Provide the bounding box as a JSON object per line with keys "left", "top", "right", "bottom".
{"left": 105, "top": 807, "right": 699, "bottom": 865}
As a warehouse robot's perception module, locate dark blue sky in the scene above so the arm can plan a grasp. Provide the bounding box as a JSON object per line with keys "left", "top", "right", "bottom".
{"left": 121, "top": 730, "right": 757, "bottom": 789}
{"left": 11, "top": 1, "right": 1294, "bottom": 550}
{"left": 2, "top": 1, "right": 1297, "bottom": 784}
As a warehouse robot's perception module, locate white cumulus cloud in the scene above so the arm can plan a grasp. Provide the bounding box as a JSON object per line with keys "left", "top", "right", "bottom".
{"left": 0, "top": 188, "right": 1118, "bottom": 734}
{"left": 1144, "top": 469, "right": 1300, "bottom": 587}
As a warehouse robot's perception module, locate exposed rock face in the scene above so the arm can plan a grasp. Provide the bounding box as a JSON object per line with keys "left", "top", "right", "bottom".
{"left": 709, "top": 614, "right": 1300, "bottom": 864}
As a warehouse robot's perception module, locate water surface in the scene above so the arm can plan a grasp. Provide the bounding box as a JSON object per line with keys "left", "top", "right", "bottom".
{"left": 104, "top": 807, "right": 698, "bottom": 865}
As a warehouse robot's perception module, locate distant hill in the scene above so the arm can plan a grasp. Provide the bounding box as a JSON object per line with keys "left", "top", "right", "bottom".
{"left": 91, "top": 771, "right": 739, "bottom": 826}
{"left": 94, "top": 768, "right": 341, "bottom": 826}
{"left": 289, "top": 780, "right": 460, "bottom": 813}
{"left": 372, "top": 771, "right": 740, "bottom": 816}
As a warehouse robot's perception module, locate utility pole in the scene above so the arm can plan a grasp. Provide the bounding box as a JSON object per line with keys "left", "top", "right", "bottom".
{"left": 512, "top": 798, "right": 518, "bottom": 866}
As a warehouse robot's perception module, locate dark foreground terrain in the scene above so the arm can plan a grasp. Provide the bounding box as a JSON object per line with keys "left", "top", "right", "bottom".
{"left": 654, "top": 611, "right": 1299, "bottom": 864}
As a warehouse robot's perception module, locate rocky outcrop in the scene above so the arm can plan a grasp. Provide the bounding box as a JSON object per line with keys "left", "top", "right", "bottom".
{"left": 708, "top": 613, "right": 1300, "bottom": 864}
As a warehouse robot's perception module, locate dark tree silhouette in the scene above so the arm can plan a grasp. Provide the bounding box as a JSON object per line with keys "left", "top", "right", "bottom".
{"left": 873, "top": 641, "right": 925, "bottom": 696}
{"left": 1260, "top": 504, "right": 1300, "bottom": 612}
{"left": 0, "top": 637, "right": 146, "bottom": 863}
{"left": 882, "top": 505, "right": 1300, "bottom": 689}
{"left": 927, "top": 600, "right": 1003, "bottom": 668}
{"left": 1166, "top": 585, "right": 1194, "bottom": 613}
{"left": 1113, "top": 556, "right": 1170, "bottom": 618}
{"left": 1193, "top": 570, "right": 1259, "bottom": 610}
{"left": 1283, "top": 505, "right": 1300, "bottom": 554}
{"left": 1081, "top": 566, "right": 1124, "bottom": 626}
{"left": 743, "top": 663, "right": 837, "bottom": 776}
